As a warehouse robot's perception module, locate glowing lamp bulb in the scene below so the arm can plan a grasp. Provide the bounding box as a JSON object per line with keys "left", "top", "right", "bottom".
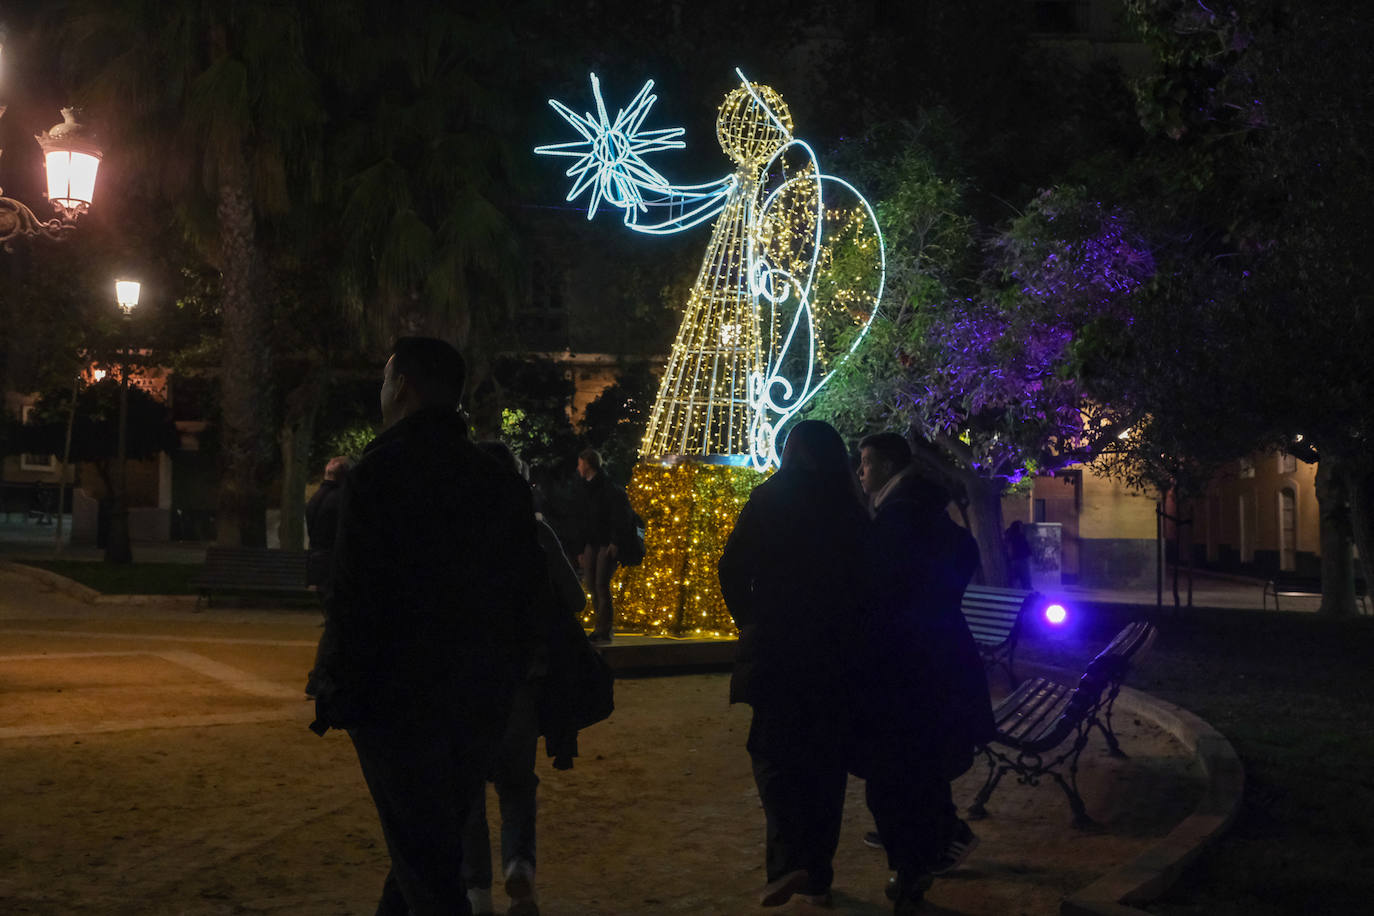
{"left": 1044, "top": 603, "right": 1068, "bottom": 626}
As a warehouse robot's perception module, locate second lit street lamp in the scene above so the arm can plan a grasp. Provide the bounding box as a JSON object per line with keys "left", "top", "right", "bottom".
{"left": 105, "top": 278, "right": 141, "bottom": 564}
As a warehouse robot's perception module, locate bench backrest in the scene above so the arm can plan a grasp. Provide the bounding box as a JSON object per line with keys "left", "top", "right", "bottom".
{"left": 1086, "top": 619, "right": 1157, "bottom": 685}
{"left": 1271, "top": 573, "right": 1368, "bottom": 597}
{"left": 198, "top": 546, "right": 308, "bottom": 589}
{"left": 961, "top": 585, "right": 1037, "bottom": 650}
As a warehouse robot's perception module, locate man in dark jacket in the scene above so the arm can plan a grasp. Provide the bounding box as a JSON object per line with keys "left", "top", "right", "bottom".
{"left": 856, "top": 432, "right": 994, "bottom": 913}
{"left": 306, "top": 337, "right": 544, "bottom": 916}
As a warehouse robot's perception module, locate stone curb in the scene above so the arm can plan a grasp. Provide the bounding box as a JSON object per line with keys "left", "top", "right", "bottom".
{"left": 1059, "top": 685, "right": 1245, "bottom": 916}
{"left": 0, "top": 560, "right": 200, "bottom": 607}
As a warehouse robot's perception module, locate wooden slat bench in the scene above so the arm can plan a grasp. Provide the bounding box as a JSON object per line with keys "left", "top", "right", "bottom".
{"left": 193, "top": 546, "right": 312, "bottom": 608}
{"left": 966, "top": 619, "right": 1158, "bottom": 828}
{"left": 1262, "top": 574, "right": 1368, "bottom": 614}
{"left": 960, "top": 585, "right": 1039, "bottom": 687}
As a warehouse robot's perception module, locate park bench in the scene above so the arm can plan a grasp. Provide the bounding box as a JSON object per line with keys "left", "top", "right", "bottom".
{"left": 966, "top": 619, "right": 1158, "bottom": 828}
{"left": 960, "top": 585, "right": 1039, "bottom": 687}
{"left": 1, "top": 481, "right": 57, "bottom": 524}
{"left": 193, "top": 546, "right": 313, "bottom": 608}
{"left": 1262, "top": 573, "right": 1368, "bottom": 614}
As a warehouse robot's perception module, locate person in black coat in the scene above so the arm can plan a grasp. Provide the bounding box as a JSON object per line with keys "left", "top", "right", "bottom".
{"left": 856, "top": 432, "right": 995, "bottom": 913}
{"left": 306, "top": 337, "right": 546, "bottom": 916}
{"left": 718, "top": 420, "right": 870, "bottom": 908}
{"left": 576, "top": 448, "right": 632, "bottom": 644}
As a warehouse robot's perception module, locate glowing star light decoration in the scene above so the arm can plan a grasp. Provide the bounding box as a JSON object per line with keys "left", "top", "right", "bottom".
{"left": 537, "top": 71, "right": 884, "bottom": 636}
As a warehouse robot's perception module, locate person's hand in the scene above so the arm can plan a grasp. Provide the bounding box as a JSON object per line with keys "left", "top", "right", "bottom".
{"left": 607, "top": 543, "right": 619, "bottom": 559}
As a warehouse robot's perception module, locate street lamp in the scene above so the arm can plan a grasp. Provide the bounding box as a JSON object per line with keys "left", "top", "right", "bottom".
{"left": 106, "top": 278, "right": 140, "bottom": 564}
{"left": 0, "top": 39, "right": 103, "bottom": 250}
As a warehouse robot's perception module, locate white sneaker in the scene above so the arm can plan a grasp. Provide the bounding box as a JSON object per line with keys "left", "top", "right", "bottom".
{"left": 466, "top": 885, "right": 494, "bottom": 915}
{"left": 504, "top": 859, "right": 538, "bottom": 916}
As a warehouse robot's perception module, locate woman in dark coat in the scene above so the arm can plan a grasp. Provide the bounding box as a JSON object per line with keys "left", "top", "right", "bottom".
{"left": 718, "top": 420, "right": 869, "bottom": 908}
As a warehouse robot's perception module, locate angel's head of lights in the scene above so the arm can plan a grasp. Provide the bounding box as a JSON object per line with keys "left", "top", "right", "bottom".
{"left": 716, "top": 82, "right": 792, "bottom": 168}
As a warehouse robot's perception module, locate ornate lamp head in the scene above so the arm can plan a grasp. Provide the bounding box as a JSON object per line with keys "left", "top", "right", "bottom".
{"left": 36, "top": 108, "right": 103, "bottom": 219}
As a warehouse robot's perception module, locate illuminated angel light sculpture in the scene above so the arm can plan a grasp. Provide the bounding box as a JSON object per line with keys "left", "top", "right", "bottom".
{"left": 537, "top": 70, "right": 884, "bottom": 635}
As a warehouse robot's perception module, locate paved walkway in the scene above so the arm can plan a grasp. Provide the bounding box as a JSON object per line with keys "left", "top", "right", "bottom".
{"left": 0, "top": 563, "right": 1228, "bottom": 916}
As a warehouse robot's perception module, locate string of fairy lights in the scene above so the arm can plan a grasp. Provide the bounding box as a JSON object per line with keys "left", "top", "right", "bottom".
{"left": 538, "top": 71, "right": 883, "bottom": 637}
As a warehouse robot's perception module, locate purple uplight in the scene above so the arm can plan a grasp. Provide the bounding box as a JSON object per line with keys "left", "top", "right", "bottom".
{"left": 1044, "top": 603, "right": 1068, "bottom": 626}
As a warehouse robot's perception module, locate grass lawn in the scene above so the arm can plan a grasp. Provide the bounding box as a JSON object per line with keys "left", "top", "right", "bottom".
{"left": 1020, "top": 604, "right": 1374, "bottom": 916}
{"left": 21, "top": 559, "right": 202, "bottom": 595}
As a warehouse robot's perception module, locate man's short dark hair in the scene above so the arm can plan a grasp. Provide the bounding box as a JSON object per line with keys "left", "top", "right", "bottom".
{"left": 578, "top": 447, "right": 603, "bottom": 472}
{"left": 859, "top": 432, "right": 913, "bottom": 471}
{"left": 391, "top": 337, "right": 466, "bottom": 409}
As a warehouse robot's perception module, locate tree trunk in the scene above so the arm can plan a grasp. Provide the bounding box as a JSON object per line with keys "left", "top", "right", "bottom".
{"left": 54, "top": 379, "right": 78, "bottom": 556}
{"left": 1315, "top": 457, "right": 1357, "bottom": 616}
{"left": 105, "top": 347, "right": 133, "bottom": 564}
{"left": 277, "top": 365, "right": 330, "bottom": 551}
{"left": 965, "top": 476, "right": 1009, "bottom": 587}
{"left": 1345, "top": 456, "right": 1374, "bottom": 597}
{"left": 214, "top": 149, "right": 273, "bottom": 548}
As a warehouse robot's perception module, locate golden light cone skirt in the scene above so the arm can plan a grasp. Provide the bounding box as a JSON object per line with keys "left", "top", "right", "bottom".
{"left": 609, "top": 458, "right": 768, "bottom": 638}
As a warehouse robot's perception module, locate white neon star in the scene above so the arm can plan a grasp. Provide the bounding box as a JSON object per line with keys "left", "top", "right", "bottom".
{"left": 535, "top": 73, "right": 686, "bottom": 220}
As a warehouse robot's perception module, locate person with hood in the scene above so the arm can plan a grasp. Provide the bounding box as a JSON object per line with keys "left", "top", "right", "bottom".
{"left": 306, "top": 337, "right": 545, "bottom": 915}
{"left": 718, "top": 420, "right": 870, "bottom": 908}
{"left": 855, "top": 432, "right": 995, "bottom": 913}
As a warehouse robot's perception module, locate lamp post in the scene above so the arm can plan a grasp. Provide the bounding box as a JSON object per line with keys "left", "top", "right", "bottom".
{"left": 105, "top": 279, "right": 140, "bottom": 564}
{"left": 0, "top": 39, "right": 103, "bottom": 250}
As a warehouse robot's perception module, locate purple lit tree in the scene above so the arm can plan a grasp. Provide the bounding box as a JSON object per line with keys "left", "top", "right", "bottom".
{"left": 813, "top": 182, "right": 1154, "bottom": 585}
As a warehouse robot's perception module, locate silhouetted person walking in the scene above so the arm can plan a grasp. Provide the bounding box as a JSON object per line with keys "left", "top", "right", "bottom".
{"left": 1005, "top": 520, "right": 1032, "bottom": 590}
{"left": 306, "top": 337, "right": 545, "bottom": 916}
{"left": 855, "top": 432, "right": 993, "bottom": 913}
{"left": 718, "top": 420, "right": 869, "bottom": 908}
{"left": 576, "top": 448, "right": 628, "bottom": 644}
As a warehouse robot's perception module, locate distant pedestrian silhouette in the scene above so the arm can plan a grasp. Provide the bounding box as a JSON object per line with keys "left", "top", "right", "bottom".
{"left": 575, "top": 448, "right": 630, "bottom": 645}
{"left": 1005, "top": 520, "right": 1032, "bottom": 590}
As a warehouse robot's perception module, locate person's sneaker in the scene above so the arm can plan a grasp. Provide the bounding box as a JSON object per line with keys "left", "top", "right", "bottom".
{"left": 504, "top": 859, "right": 538, "bottom": 915}
{"left": 931, "top": 819, "right": 980, "bottom": 875}
{"left": 588, "top": 632, "right": 612, "bottom": 646}
{"left": 886, "top": 872, "right": 933, "bottom": 913}
{"left": 759, "top": 869, "right": 810, "bottom": 907}
{"left": 797, "top": 889, "right": 834, "bottom": 907}
{"left": 466, "top": 886, "right": 494, "bottom": 915}
{"left": 863, "top": 829, "right": 884, "bottom": 849}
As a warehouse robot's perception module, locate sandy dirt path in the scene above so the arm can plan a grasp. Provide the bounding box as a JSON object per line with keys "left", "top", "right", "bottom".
{"left": 0, "top": 570, "right": 1199, "bottom": 915}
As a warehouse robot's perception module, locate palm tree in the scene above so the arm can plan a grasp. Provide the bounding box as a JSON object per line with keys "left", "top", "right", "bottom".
{"left": 60, "top": 0, "right": 325, "bottom": 547}
{"left": 59, "top": 1, "right": 533, "bottom": 550}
